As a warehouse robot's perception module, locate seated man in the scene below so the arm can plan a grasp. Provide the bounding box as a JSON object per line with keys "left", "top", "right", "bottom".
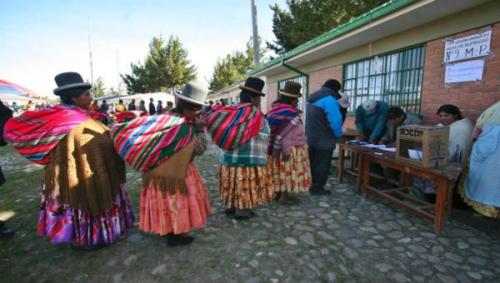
{"left": 381, "top": 106, "right": 421, "bottom": 146}
{"left": 355, "top": 100, "right": 389, "bottom": 144}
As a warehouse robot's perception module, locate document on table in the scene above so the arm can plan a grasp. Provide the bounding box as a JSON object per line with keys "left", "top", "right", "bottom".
{"left": 361, "top": 144, "right": 387, "bottom": 149}
{"left": 380, "top": 147, "right": 397, "bottom": 152}
{"left": 408, "top": 149, "right": 423, "bottom": 161}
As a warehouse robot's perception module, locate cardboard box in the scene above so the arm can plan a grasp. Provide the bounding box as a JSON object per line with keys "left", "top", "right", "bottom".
{"left": 396, "top": 125, "right": 449, "bottom": 168}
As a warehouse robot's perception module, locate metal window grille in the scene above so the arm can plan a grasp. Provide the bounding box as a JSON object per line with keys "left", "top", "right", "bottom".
{"left": 343, "top": 45, "right": 425, "bottom": 115}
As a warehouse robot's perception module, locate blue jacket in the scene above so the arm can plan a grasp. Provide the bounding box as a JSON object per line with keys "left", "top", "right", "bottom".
{"left": 355, "top": 101, "right": 389, "bottom": 142}
{"left": 305, "top": 87, "right": 343, "bottom": 149}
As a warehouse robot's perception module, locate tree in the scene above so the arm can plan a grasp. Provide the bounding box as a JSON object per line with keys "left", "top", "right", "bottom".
{"left": 268, "top": 0, "right": 388, "bottom": 55}
{"left": 121, "top": 35, "right": 197, "bottom": 93}
{"left": 107, "top": 87, "right": 121, "bottom": 97}
{"left": 92, "top": 77, "right": 106, "bottom": 98}
{"left": 209, "top": 38, "right": 266, "bottom": 91}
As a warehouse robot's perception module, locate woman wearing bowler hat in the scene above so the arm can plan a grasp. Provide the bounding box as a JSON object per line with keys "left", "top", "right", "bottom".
{"left": 4, "top": 72, "right": 135, "bottom": 250}
{"left": 206, "top": 77, "right": 274, "bottom": 219}
{"left": 112, "top": 81, "right": 212, "bottom": 246}
{"left": 267, "top": 81, "right": 311, "bottom": 205}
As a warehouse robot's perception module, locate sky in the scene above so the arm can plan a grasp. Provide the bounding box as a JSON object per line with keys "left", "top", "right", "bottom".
{"left": 0, "top": 0, "right": 287, "bottom": 98}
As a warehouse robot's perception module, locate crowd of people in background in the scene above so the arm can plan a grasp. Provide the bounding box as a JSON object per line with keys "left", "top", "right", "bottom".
{"left": 0, "top": 71, "right": 498, "bottom": 250}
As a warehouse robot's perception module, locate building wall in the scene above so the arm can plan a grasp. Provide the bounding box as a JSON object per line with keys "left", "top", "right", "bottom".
{"left": 421, "top": 23, "right": 500, "bottom": 124}
{"left": 262, "top": 0, "right": 500, "bottom": 129}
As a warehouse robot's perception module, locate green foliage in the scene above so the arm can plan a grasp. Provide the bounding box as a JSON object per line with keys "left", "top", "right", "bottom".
{"left": 107, "top": 87, "right": 121, "bottom": 97}
{"left": 121, "top": 35, "right": 197, "bottom": 93}
{"left": 209, "top": 38, "right": 266, "bottom": 91}
{"left": 268, "top": 0, "right": 388, "bottom": 55}
{"left": 92, "top": 77, "right": 106, "bottom": 98}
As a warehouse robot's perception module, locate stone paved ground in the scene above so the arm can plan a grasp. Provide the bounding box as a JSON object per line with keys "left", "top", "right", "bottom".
{"left": 1, "top": 145, "right": 500, "bottom": 283}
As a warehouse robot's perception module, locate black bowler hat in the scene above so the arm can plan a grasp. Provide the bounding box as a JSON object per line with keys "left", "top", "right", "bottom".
{"left": 239, "top": 77, "right": 265, "bottom": 97}
{"left": 279, "top": 81, "right": 302, "bottom": 98}
{"left": 53, "top": 72, "right": 92, "bottom": 96}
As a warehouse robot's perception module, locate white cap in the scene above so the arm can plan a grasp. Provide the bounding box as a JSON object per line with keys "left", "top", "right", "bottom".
{"left": 362, "top": 100, "right": 377, "bottom": 113}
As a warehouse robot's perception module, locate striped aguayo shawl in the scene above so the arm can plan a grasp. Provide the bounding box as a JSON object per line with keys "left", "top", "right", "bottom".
{"left": 206, "top": 103, "right": 264, "bottom": 150}
{"left": 3, "top": 104, "right": 92, "bottom": 165}
{"left": 266, "top": 103, "right": 300, "bottom": 156}
{"left": 111, "top": 114, "right": 195, "bottom": 172}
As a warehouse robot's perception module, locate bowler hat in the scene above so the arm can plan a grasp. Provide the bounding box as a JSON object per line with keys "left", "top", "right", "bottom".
{"left": 279, "top": 81, "right": 302, "bottom": 98}
{"left": 53, "top": 72, "right": 92, "bottom": 95}
{"left": 175, "top": 81, "right": 209, "bottom": 106}
{"left": 239, "top": 77, "right": 265, "bottom": 97}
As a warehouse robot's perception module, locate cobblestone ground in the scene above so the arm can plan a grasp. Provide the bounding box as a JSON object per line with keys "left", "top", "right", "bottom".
{"left": 1, "top": 145, "right": 500, "bottom": 283}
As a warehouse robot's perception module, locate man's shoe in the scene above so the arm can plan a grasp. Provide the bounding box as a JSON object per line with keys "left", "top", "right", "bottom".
{"left": 233, "top": 209, "right": 255, "bottom": 220}
{"left": 310, "top": 189, "right": 332, "bottom": 195}
{"left": 0, "top": 223, "right": 15, "bottom": 239}
{"left": 224, "top": 207, "right": 236, "bottom": 215}
{"left": 166, "top": 234, "right": 194, "bottom": 246}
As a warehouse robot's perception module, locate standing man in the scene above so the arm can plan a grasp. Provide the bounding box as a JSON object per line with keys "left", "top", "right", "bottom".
{"left": 355, "top": 100, "right": 389, "bottom": 144}
{"left": 148, "top": 98, "right": 156, "bottom": 115}
{"left": 128, "top": 99, "right": 137, "bottom": 111}
{"left": 156, "top": 100, "right": 163, "bottom": 114}
{"left": 306, "top": 79, "right": 344, "bottom": 195}
{"left": 207, "top": 77, "right": 274, "bottom": 219}
{"left": 115, "top": 99, "right": 126, "bottom": 112}
{"left": 0, "top": 100, "right": 15, "bottom": 239}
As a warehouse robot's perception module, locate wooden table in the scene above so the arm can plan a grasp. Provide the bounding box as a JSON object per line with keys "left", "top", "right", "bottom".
{"left": 345, "top": 144, "right": 463, "bottom": 234}
{"left": 336, "top": 129, "right": 359, "bottom": 185}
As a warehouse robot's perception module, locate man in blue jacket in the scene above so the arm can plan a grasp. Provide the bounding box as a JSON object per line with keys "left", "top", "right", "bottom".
{"left": 355, "top": 100, "right": 389, "bottom": 144}
{"left": 306, "top": 79, "right": 344, "bottom": 195}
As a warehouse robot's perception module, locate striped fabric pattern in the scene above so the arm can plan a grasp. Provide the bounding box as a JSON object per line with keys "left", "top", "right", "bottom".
{"left": 220, "top": 120, "right": 270, "bottom": 167}
{"left": 3, "top": 104, "right": 91, "bottom": 165}
{"left": 111, "top": 114, "right": 195, "bottom": 172}
{"left": 266, "top": 103, "right": 300, "bottom": 135}
{"left": 206, "top": 103, "right": 264, "bottom": 150}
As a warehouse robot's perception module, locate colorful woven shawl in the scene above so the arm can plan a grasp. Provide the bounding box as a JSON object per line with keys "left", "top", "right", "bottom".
{"left": 206, "top": 103, "right": 264, "bottom": 150}
{"left": 267, "top": 103, "right": 300, "bottom": 135}
{"left": 3, "top": 104, "right": 91, "bottom": 165}
{"left": 266, "top": 103, "right": 300, "bottom": 156}
{"left": 111, "top": 114, "right": 195, "bottom": 172}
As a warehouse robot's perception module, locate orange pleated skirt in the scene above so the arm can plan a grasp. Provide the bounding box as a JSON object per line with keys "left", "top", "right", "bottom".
{"left": 140, "top": 163, "right": 212, "bottom": 235}
{"left": 267, "top": 144, "right": 311, "bottom": 193}
{"left": 219, "top": 165, "right": 274, "bottom": 209}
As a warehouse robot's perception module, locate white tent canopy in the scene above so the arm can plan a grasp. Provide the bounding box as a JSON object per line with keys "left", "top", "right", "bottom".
{"left": 94, "top": 92, "right": 176, "bottom": 109}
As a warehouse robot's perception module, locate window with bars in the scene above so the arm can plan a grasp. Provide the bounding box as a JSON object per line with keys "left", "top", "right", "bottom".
{"left": 343, "top": 45, "right": 425, "bottom": 115}
{"left": 278, "top": 75, "right": 308, "bottom": 111}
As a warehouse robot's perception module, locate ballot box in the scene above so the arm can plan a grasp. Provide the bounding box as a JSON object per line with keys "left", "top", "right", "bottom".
{"left": 396, "top": 125, "right": 449, "bottom": 168}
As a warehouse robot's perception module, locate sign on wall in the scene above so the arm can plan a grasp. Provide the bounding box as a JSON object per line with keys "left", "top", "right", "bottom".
{"left": 443, "top": 30, "right": 491, "bottom": 63}
{"left": 444, "top": 59, "right": 484, "bottom": 84}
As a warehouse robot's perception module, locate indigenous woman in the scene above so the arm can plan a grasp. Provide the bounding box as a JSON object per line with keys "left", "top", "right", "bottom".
{"left": 267, "top": 82, "right": 311, "bottom": 205}
{"left": 207, "top": 77, "right": 274, "bottom": 219}
{"left": 459, "top": 101, "right": 500, "bottom": 217}
{"left": 412, "top": 104, "right": 473, "bottom": 200}
{"left": 4, "top": 72, "right": 134, "bottom": 250}
{"left": 112, "top": 81, "right": 211, "bottom": 246}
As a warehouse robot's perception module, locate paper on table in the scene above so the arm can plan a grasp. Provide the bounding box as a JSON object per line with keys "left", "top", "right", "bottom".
{"left": 380, "top": 147, "right": 397, "bottom": 152}
{"left": 363, "top": 144, "right": 387, "bottom": 149}
{"left": 408, "top": 149, "right": 423, "bottom": 161}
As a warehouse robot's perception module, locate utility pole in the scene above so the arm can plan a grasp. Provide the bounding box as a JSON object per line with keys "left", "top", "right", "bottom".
{"left": 88, "top": 17, "right": 94, "bottom": 86}
{"left": 251, "top": 0, "right": 260, "bottom": 67}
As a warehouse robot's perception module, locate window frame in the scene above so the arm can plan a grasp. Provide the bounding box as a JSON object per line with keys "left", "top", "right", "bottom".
{"left": 343, "top": 44, "right": 426, "bottom": 116}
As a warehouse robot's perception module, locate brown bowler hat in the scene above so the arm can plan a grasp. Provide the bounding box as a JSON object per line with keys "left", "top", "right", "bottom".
{"left": 279, "top": 81, "right": 302, "bottom": 98}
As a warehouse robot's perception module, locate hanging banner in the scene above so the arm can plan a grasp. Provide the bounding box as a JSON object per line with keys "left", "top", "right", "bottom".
{"left": 443, "top": 30, "right": 491, "bottom": 63}
{"left": 444, "top": 59, "right": 484, "bottom": 84}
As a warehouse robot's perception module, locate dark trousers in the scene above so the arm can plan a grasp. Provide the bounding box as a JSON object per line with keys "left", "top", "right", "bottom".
{"left": 308, "top": 146, "right": 334, "bottom": 191}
